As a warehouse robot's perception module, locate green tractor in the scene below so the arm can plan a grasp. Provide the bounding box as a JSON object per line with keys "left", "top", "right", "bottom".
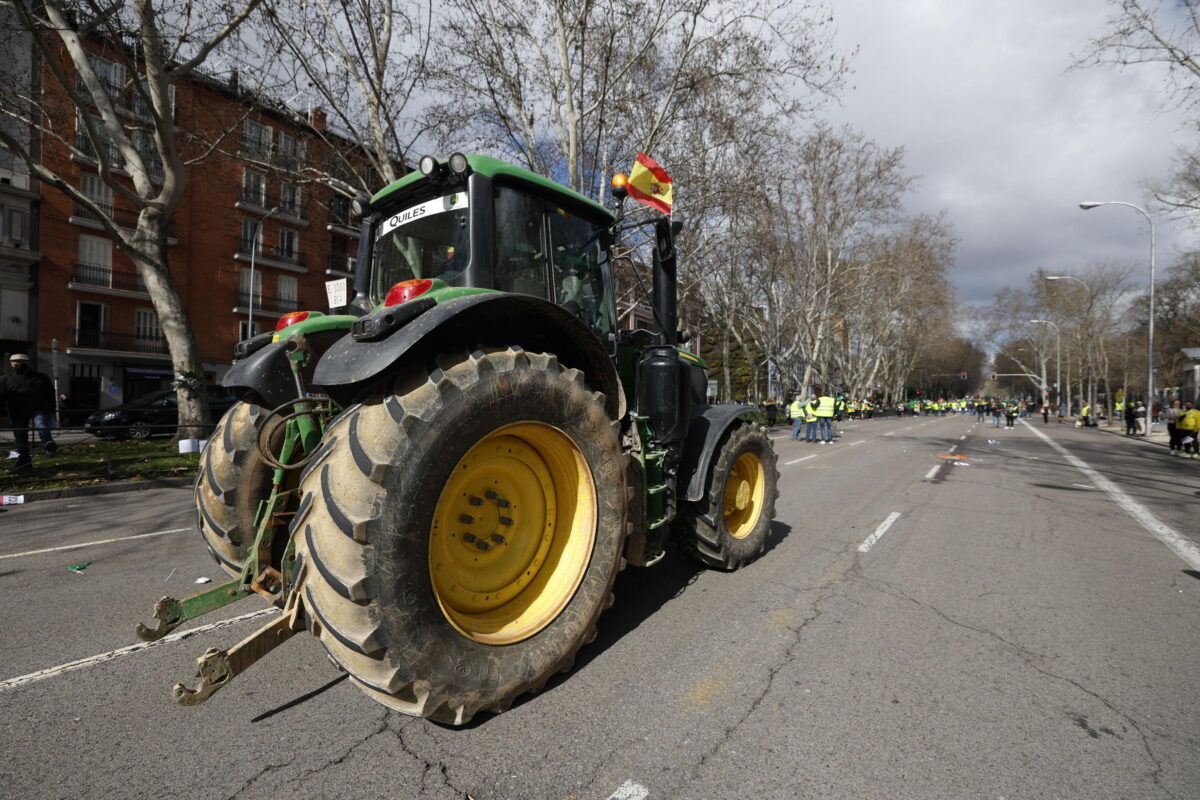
{"left": 138, "top": 153, "right": 779, "bottom": 724}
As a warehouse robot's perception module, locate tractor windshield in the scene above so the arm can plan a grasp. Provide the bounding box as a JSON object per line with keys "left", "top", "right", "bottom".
{"left": 371, "top": 191, "right": 470, "bottom": 301}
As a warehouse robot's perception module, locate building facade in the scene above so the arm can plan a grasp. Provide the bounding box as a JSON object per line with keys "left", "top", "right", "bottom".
{"left": 30, "top": 42, "right": 367, "bottom": 414}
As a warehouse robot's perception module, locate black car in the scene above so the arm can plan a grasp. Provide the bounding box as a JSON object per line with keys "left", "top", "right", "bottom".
{"left": 84, "top": 385, "right": 241, "bottom": 439}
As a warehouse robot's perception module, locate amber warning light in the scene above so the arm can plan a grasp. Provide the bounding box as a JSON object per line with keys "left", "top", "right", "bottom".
{"left": 275, "top": 311, "right": 310, "bottom": 331}
{"left": 611, "top": 173, "right": 628, "bottom": 198}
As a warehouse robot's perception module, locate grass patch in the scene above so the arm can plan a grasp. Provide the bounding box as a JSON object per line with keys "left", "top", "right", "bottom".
{"left": 0, "top": 439, "right": 200, "bottom": 493}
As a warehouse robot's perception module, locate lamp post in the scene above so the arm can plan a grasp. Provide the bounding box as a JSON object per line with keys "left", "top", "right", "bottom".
{"left": 1029, "top": 319, "right": 1060, "bottom": 414}
{"left": 1079, "top": 200, "right": 1156, "bottom": 434}
{"left": 247, "top": 206, "right": 281, "bottom": 337}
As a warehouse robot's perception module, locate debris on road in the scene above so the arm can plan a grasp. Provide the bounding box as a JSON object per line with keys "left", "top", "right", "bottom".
{"left": 2, "top": 495, "right": 25, "bottom": 505}
{"left": 164, "top": 568, "right": 176, "bottom": 582}
{"left": 68, "top": 561, "right": 92, "bottom": 573}
{"left": 194, "top": 576, "right": 211, "bottom": 584}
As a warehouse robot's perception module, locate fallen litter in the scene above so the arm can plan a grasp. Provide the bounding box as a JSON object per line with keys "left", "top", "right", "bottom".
{"left": 194, "top": 576, "right": 212, "bottom": 584}
{"left": 987, "top": 440, "right": 1000, "bottom": 445}
{"left": 951, "top": 461, "right": 970, "bottom": 467}
{"left": 938, "top": 454, "right": 971, "bottom": 461}
{"left": 2, "top": 495, "right": 25, "bottom": 505}
{"left": 68, "top": 561, "right": 92, "bottom": 573}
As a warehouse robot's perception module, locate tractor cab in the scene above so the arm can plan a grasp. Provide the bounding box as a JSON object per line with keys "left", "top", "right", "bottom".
{"left": 359, "top": 154, "right": 617, "bottom": 343}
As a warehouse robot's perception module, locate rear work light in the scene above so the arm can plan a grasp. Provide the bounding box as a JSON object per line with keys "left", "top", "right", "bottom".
{"left": 275, "top": 311, "right": 310, "bottom": 331}
{"left": 384, "top": 279, "right": 434, "bottom": 307}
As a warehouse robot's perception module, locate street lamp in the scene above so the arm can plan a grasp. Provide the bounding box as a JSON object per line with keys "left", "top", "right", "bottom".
{"left": 1028, "top": 319, "right": 1060, "bottom": 414}
{"left": 247, "top": 206, "right": 281, "bottom": 337}
{"left": 1079, "top": 200, "right": 1156, "bottom": 434}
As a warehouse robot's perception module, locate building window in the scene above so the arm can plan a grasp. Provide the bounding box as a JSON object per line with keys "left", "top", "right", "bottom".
{"left": 238, "top": 320, "right": 261, "bottom": 340}
{"left": 277, "top": 275, "right": 298, "bottom": 311}
{"left": 77, "top": 235, "right": 113, "bottom": 287}
{"left": 2, "top": 207, "right": 28, "bottom": 246}
{"left": 75, "top": 114, "right": 121, "bottom": 167}
{"left": 242, "top": 119, "right": 272, "bottom": 159}
{"left": 134, "top": 308, "right": 162, "bottom": 350}
{"left": 330, "top": 194, "right": 352, "bottom": 227}
{"left": 280, "top": 182, "right": 301, "bottom": 217}
{"left": 75, "top": 301, "right": 108, "bottom": 348}
{"left": 278, "top": 227, "right": 298, "bottom": 260}
{"left": 77, "top": 54, "right": 126, "bottom": 99}
{"left": 276, "top": 131, "right": 303, "bottom": 169}
{"left": 239, "top": 267, "right": 262, "bottom": 307}
{"left": 240, "top": 217, "right": 261, "bottom": 256}
{"left": 242, "top": 169, "right": 267, "bottom": 207}
{"left": 79, "top": 173, "right": 113, "bottom": 220}
{"left": 130, "top": 129, "right": 165, "bottom": 182}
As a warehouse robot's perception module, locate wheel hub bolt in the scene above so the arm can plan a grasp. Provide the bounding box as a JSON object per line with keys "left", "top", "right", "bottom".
{"left": 462, "top": 533, "right": 478, "bottom": 543}
{"left": 490, "top": 533, "right": 506, "bottom": 544}
{"left": 475, "top": 541, "right": 491, "bottom": 551}
{"left": 459, "top": 514, "right": 475, "bottom": 524}
{"left": 498, "top": 516, "right": 513, "bottom": 526}
{"left": 468, "top": 496, "right": 483, "bottom": 506}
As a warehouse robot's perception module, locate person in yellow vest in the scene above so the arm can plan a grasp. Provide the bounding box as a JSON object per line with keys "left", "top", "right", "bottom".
{"left": 813, "top": 386, "right": 836, "bottom": 444}
{"left": 1080, "top": 402, "right": 1092, "bottom": 428}
{"left": 1177, "top": 401, "right": 1200, "bottom": 458}
{"left": 803, "top": 396, "right": 819, "bottom": 442}
{"left": 789, "top": 394, "right": 805, "bottom": 441}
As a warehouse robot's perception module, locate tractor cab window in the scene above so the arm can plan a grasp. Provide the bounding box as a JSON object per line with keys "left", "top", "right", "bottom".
{"left": 371, "top": 192, "right": 469, "bottom": 302}
{"left": 494, "top": 185, "right": 614, "bottom": 338}
{"left": 546, "top": 206, "right": 613, "bottom": 338}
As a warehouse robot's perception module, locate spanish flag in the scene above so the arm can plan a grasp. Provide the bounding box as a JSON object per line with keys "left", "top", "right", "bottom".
{"left": 627, "top": 152, "right": 673, "bottom": 214}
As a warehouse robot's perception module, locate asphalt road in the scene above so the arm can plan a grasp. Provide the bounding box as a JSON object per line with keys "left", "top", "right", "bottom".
{"left": 1, "top": 412, "right": 1197, "bottom": 800}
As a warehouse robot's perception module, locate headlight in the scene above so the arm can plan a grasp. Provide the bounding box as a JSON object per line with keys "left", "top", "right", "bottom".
{"left": 102, "top": 411, "right": 121, "bottom": 421}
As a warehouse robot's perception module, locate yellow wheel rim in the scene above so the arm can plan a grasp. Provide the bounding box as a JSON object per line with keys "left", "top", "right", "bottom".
{"left": 723, "top": 451, "right": 765, "bottom": 539}
{"left": 429, "top": 422, "right": 596, "bottom": 645}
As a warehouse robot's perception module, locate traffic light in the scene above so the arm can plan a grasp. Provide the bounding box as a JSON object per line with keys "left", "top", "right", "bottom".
{"left": 960, "top": 371, "right": 967, "bottom": 380}
{"left": 990, "top": 371, "right": 997, "bottom": 381}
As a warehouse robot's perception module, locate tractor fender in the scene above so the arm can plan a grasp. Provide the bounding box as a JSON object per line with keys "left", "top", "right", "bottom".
{"left": 312, "top": 293, "right": 624, "bottom": 420}
{"left": 679, "top": 404, "right": 764, "bottom": 502}
{"left": 221, "top": 340, "right": 295, "bottom": 408}
{"left": 222, "top": 327, "right": 352, "bottom": 409}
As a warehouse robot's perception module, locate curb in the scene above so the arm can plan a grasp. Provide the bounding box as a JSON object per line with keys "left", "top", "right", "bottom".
{"left": 1092, "top": 424, "right": 1172, "bottom": 449}
{"left": 5, "top": 475, "right": 194, "bottom": 504}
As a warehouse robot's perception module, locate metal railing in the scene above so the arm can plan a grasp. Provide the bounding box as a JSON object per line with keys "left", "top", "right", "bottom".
{"left": 238, "top": 186, "right": 305, "bottom": 219}
{"left": 68, "top": 327, "right": 168, "bottom": 355}
{"left": 326, "top": 252, "right": 356, "bottom": 273}
{"left": 234, "top": 290, "right": 302, "bottom": 313}
{"left": 71, "top": 262, "right": 147, "bottom": 293}
{"left": 235, "top": 236, "right": 305, "bottom": 268}
{"left": 72, "top": 201, "right": 177, "bottom": 237}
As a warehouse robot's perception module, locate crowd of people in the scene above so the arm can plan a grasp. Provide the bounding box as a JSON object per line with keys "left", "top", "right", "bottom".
{"left": 759, "top": 391, "right": 1200, "bottom": 458}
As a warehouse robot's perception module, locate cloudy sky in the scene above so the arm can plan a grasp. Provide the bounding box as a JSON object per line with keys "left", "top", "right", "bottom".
{"left": 819, "top": 0, "right": 1195, "bottom": 307}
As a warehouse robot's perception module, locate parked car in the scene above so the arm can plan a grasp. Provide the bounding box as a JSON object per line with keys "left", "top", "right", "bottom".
{"left": 84, "top": 385, "right": 241, "bottom": 439}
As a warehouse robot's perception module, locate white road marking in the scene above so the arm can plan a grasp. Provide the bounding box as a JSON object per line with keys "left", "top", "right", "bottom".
{"left": 924, "top": 464, "right": 941, "bottom": 481}
{"left": 883, "top": 431, "right": 896, "bottom": 437}
{"left": 959, "top": 435, "right": 966, "bottom": 440}
{"left": 785, "top": 454, "right": 818, "bottom": 466}
{"left": 1072, "top": 484, "right": 1095, "bottom": 490}
{"left": 0, "top": 527, "right": 190, "bottom": 561}
{"left": 0, "top": 608, "right": 275, "bottom": 692}
{"left": 850, "top": 440, "right": 865, "bottom": 446}
{"left": 948, "top": 445, "right": 957, "bottom": 453}
{"left": 858, "top": 512, "right": 902, "bottom": 552}
{"left": 1022, "top": 421, "right": 1200, "bottom": 571}
{"left": 608, "top": 780, "right": 650, "bottom": 800}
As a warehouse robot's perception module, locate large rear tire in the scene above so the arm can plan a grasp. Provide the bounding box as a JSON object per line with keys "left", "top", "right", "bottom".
{"left": 292, "top": 347, "right": 626, "bottom": 724}
{"left": 681, "top": 422, "right": 778, "bottom": 570}
{"left": 194, "top": 400, "right": 279, "bottom": 577}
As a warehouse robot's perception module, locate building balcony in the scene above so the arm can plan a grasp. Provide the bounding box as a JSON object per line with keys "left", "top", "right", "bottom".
{"left": 72, "top": 201, "right": 177, "bottom": 240}
{"left": 70, "top": 262, "right": 148, "bottom": 294}
{"left": 69, "top": 327, "right": 168, "bottom": 355}
{"left": 235, "top": 237, "right": 306, "bottom": 271}
{"left": 237, "top": 188, "right": 306, "bottom": 222}
{"left": 73, "top": 133, "right": 164, "bottom": 182}
{"left": 233, "top": 291, "right": 303, "bottom": 314}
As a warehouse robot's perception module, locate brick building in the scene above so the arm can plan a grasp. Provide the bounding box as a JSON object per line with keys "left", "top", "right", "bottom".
{"left": 29, "top": 41, "right": 371, "bottom": 414}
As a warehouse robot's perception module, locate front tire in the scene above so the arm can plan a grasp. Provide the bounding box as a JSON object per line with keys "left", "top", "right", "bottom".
{"left": 681, "top": 422, "right": 778, "bottom": 570}
{"left": 292, "top": 347, "right": 626, "bottom": 724}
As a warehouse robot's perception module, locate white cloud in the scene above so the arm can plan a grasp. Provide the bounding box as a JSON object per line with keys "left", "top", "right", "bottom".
{"left": 820, "top": 0, "right": 1194, "bottom": 304}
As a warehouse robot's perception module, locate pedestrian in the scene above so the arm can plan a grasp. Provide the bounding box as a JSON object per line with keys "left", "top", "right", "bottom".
{"left": 813, "top": 385, "right": 836, "bottom": 444}
{"left": 1164, "top": 399, "right": 1183, "bottom": 456}
{"left": 1080, "top": 401, "right": 1092, "bottom": 429}
{"left": 1124, "top": 401, "right": 1137, "bottom": 436}
{"left": 789, "top": 394, "right": 804, "bottom": 441}
{"left": 0, "top": 353, "right": 57, "bottom": 470}
{"left": 803, "top": 397, "right": 819, "bottom": 443}
{"left": 765, "top": 399, "right": 778, "bottom": 430}
{"left": 1177, "top": 401, "right": 1200, "bottom": 459}
{"left": 1133, "top": 401, "right": 1147, "bottom": 436}
{"left": 1042, "top": 403, "right": 1050, "bottom": 424}
{"left": 1004, "top": 402, "right": 1017, "bottom": 430}
{"left": 991, "top": 402, "right": 1002, "bottom": 428}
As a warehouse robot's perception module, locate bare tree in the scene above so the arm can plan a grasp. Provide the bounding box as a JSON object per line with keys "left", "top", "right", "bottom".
{"left": 0, "top": 0, "right": 265, "bottom": 432}
{"left": 259, "top": 0, "right": 432, "bottom": 200}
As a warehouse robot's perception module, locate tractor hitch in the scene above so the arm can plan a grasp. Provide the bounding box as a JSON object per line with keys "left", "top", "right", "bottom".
{"left": 135, "top": 578, "right": 253, "bottom": 642}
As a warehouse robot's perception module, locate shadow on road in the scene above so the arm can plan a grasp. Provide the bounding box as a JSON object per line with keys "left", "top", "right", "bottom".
{"left": 250, "top": 673, "right": 349, "bottom": 723}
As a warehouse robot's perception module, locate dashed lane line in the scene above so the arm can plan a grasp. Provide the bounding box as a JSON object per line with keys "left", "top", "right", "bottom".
{"left": 784, "top": 454, "right": 818, "bottom": 466}
{"left": 1021, "top": 420, "right": 1200, "bottom": 571}
{"left": 608, "top": 780, "right": 650, "bottom": 800}
{"left": 0, "top": 527, "right": 190, "bottom": 561}
{"left": 858, "top": 512, "right": 902, "bottom": 553}
{"left": 0, "top": 608, "right": 276, "bottom": 693}
{"left": 924, "top": 464, "right": 941, "bottom": 481}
